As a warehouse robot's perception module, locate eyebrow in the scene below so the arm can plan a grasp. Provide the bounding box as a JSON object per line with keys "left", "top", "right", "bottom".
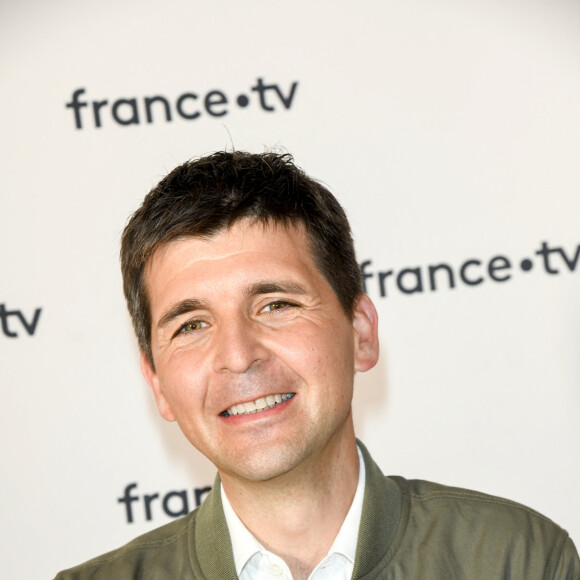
{"left": 156, "top": 280, "right": 309, "bottom": 329}
{"left": 157, "top": 298, "right": 208, "bottom": 329}
{"left": 245, "top": 280, "right": 308, "bottom": 297}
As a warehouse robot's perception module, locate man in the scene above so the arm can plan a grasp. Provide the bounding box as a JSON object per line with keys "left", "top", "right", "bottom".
{"left": 56, "top": 151, "right": 579, "bottom": 579}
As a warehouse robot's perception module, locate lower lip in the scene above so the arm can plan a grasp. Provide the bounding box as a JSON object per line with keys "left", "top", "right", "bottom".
{"left": 220, "top": 396, "right": 295, "bottom": 423}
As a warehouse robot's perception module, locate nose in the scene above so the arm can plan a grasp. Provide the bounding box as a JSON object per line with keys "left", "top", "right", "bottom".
{"left": 212, "top": 315, "right": 271, "bottom": 374}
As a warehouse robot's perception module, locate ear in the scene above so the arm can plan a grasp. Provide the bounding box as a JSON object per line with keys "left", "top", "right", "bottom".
{"left": 140, "top": 353, "right": 176, "bottom": 422}
{"left": 352, "top": 294, "right": 380, "bottom": 372}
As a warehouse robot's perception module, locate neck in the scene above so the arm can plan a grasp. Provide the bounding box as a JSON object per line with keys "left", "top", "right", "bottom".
{"left": 220, "top": 422, "right": 360, "bottom": 578}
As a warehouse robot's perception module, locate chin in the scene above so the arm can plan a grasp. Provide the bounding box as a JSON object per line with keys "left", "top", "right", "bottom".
{"left": 218, "top": 442, "right": 310, "bottom": 483}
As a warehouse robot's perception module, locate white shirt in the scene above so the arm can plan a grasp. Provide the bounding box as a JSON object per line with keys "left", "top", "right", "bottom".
{"left": 221, "top": 446, "right": 366, "bottom": 580}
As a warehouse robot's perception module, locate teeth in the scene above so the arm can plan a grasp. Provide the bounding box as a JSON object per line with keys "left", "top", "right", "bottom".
{"left": 222, "top": 393, "right": 295, "bottom": 417}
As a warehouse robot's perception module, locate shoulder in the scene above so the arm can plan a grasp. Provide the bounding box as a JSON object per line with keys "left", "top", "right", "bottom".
{"left": 392, "top": 475, "right": 562, "bottom": 531}
{"left": 54, "top": 477, "right": 237, "bottom": 580}
{"left": 384, "top": 476, "right": 579, "bottom": 578}
{"left": 54, "top": 510, "right": 198, "bottom": 579}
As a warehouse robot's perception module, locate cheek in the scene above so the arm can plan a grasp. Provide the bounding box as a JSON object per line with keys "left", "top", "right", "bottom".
{"left": 155, "top": 355, "right": 209, "bottom": 409}
{"left": 272, "top": 330, "right": 320, "bottom": 367}
{"left": 273, "top": 324, "right": 354, "bottom": 381}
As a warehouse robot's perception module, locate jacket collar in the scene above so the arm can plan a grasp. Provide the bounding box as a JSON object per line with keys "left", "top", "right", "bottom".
{"left": 352, "top": 440, "right": 405, "bottom": 578}
{"left": 190, "top": 440, "right": 405, "bottom": 579}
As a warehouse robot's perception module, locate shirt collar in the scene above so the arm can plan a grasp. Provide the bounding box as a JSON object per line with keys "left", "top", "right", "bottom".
{"left": 221, "top": 444, "right": 366, "bottom": 575}
{"left": 220, "top": 482, "right": 262, "bottom": 575}
{"left": 326, "top": 444, "right": 366, "bottom": 563}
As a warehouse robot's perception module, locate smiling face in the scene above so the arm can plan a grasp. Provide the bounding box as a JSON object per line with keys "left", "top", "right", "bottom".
{"left": 141, "top": 220, "right": 379, "bottom": 484}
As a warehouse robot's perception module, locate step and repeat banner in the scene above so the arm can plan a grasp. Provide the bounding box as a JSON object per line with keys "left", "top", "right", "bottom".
{"left": 2, "top": 1, "right": 579, "bottom": 577}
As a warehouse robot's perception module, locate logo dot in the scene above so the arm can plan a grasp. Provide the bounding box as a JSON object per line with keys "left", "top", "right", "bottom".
{"left": 520, "top": 258, "right": 533, "bottom": 272}
{"left": 236, "top": 94, "right": 249, "bottom": 107}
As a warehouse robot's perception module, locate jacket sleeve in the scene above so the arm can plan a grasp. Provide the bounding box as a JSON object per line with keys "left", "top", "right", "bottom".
{"left": 551, "top": 536, "right": 580, "bottom": 580}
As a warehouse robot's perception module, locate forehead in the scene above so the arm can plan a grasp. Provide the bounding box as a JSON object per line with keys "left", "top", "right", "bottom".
{"left": 144, "top": 220, "right": 320, "bottom": 297}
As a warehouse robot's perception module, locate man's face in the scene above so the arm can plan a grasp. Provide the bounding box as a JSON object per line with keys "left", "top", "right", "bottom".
{"left": 141, "top": 220, "right": 378, "bottom": 484}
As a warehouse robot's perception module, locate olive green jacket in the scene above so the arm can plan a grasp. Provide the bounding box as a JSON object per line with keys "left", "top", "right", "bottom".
{"left": 56, "top": 442, "right": 579, "bottom": 579}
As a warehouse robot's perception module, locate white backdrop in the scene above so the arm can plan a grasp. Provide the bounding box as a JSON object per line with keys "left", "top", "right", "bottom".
{"left": 1, "top": 1, "right": 579, "bottom": 578}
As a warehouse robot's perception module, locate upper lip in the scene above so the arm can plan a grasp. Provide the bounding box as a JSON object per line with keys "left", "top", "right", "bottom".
{"left": 220, "top": 392, "right": 295, "bottom": 416}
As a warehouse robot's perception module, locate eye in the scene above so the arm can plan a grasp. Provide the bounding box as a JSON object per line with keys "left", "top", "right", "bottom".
{"left": 260, "top": 301, "right": 294, "bottom": 313}
{"left": 179, "top": 320, "right": 209, "bottom": 333}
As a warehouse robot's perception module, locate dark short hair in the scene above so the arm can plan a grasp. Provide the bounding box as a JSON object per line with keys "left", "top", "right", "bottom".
{"left": 121, "top": 151, "right": 363, "bottom": 367}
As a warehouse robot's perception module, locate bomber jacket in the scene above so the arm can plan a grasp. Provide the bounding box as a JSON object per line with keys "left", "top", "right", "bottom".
{"left": 55, "top": 441, "right": 580, "bottom": 579}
